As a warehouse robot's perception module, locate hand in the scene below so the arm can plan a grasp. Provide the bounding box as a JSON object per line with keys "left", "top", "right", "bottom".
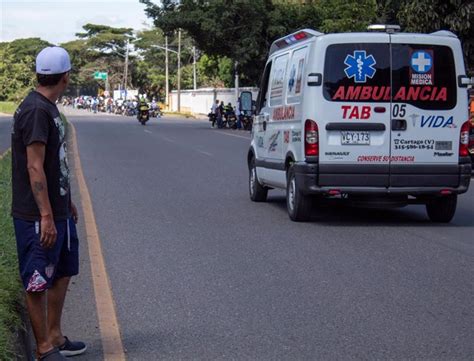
{"left": 71, "top": 201, "right": 79, "bottom": 224}
{"left": 40, "top": 214, "right": 57, "bottom": 248}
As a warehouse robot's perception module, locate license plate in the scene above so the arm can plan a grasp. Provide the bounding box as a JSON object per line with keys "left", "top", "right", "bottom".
{"left": 341, "top": 131, "right": 370, "bottom": 145}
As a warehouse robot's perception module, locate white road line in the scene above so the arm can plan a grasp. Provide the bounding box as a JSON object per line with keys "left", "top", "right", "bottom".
{"left": 162, "top": 136, "right": 176, "bottom": 143}
{"left": 144, "top": 129, "right": 152, "bottom": 134}
{"left": 198, "top": 150, "right": 213, "bottom": 157}
{"left": 216, "top": 131, "right": 251, "bottom": 140}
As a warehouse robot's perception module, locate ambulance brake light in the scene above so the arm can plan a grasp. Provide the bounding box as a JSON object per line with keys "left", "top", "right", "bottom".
{"left": 305, "top": 119, "right": 319, "bottom": 157}
{"left": 459, "top": 121, "right": 470, "bottom": 157}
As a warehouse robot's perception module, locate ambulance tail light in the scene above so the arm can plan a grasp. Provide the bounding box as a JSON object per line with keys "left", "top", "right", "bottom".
{"left": 305, "top": 119, "right": 319, "bottom": 156}
{"left": 459, "top": 121, "right": 470, "bottom": 157}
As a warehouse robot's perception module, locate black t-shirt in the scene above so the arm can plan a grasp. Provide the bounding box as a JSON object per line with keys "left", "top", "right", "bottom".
{"left": 11, "top": 91, "right": 71, "bottom": 221}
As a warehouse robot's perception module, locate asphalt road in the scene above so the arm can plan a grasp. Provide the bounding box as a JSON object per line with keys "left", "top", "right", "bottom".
{"left": 0, "top": 114, "right": 12, "bottom": 154}
{"left": 24, "top": 109, "right": 474, "bottom": 359}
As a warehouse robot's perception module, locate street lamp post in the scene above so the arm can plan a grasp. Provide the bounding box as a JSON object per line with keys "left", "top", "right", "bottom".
{"left": 150, "top": 31, "right": 184, "bottom": 112}
{"left": 123, "top": 39, "right": 130, "bottom": 99}
{"left": 177, "top": 29, "right": 181, "bottom": 112}
{"left": 165, "top": 36, "right": 169, "bottom": 109}
{"left": 193, "top": 46, "right": 197, "bottom": 91}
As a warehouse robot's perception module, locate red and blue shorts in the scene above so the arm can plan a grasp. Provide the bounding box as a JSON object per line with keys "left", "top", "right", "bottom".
{"left": 13, "top": 217, "right": 79, "bottom": 292}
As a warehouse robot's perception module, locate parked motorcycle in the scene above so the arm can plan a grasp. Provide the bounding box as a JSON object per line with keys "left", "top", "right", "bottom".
{"left": 150, "top": 107, "right": 163, "bottom": 118}
{"left": 227, "top": 112, "right": 237, "bottom": 129}
{"left": 241, "top": 114, "right": 253, "bottom": 130}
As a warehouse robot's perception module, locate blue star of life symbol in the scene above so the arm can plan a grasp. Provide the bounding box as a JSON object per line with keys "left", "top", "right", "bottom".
{"left": 344, "top": 51, "right": 377, "bottom": 83}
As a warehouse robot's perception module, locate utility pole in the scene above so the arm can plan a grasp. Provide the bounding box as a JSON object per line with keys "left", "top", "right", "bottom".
{"left": 177, "top": 29, "right": 181, "bottom": 112}
{"left": 234, "top": 60, "right": 239, "bottom": 105}
{"left": 165, "top": 36, "right": 169, "bottom": 109}
{"left": 193, "top": 45, "right": 197, "bottom": 91}
{"left": 123, "top": 38, "right": 129, "bottom": 99}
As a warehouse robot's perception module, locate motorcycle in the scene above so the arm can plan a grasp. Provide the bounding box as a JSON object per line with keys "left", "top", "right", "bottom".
{"left": 150, "top": 107, "right": 163, "bottom": 118}
{"left": 138, "top": 107, "right": 149, "bottom": 125}
{"left": 241, "top": 114, "right": 253, "bottom": 130}
{"left": 227, "top": 112, "right": 237, "bottom": 129}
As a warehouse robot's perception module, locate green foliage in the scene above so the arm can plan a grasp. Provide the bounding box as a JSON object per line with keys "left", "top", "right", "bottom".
{"left": 140, "top": 0, "right": 278, "bottom": 84}
{"left": 0, "top": 151, "right": 23, "bottom": 360}
{"left": 197, "top": 54, "right": 233, "bottom": 87}
{"left": 0, "top": 38, "right": 52, "bottom": 102}
{"left": 0, "top": 102, "right": 18, "bottom": 114}
{"left": 319, "top": 0, "right": 377, "bottom": 33}
{"left": 0, "top": 38, "right": 48, "bottom": 102}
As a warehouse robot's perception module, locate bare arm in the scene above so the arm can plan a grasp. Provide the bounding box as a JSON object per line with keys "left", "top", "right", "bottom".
{"left": 26, "top": 143, "right": 57, "bottom": 248}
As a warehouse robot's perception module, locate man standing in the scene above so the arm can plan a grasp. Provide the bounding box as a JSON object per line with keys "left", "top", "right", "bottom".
{"left": 11, "top": 47, "right": 86, "bottom": 360}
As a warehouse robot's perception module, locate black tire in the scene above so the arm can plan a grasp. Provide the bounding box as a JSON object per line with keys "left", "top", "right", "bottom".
{"left": 426, "top": 194, "right": 457, "bottom": 223}
{"left": 249, "top": 157, "right": 268, "bottom": 202}
{"left": 286, "top": 165, "right": 312, "bottom": 222}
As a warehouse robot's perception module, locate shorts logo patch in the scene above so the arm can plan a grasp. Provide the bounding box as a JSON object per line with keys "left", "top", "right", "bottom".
{"left": 27, "top": 270, "right": 48, "bottom": 292}
{"left": 45, "top": 264, "right": 55, "bottom": 278}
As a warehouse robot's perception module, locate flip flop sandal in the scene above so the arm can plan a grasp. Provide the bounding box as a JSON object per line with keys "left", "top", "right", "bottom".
{"left": 38, "top": 348, "right": 67, "bottom": 361}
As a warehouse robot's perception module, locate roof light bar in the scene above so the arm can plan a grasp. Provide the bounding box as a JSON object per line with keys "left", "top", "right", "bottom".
{"left": 269, "top": 29, "right": 323, "bottom": 56}
{"left": 367, "top": 24, "right": 401, "bottom": 34}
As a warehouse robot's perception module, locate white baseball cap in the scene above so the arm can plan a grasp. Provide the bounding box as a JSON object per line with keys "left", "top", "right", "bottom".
{"left": 36, "top": 46, "right": 71, "bottom": 75}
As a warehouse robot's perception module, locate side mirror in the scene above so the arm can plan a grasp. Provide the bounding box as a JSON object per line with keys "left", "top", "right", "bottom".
{"left": 239, "top": 91, "right": 253, "bottom": 113}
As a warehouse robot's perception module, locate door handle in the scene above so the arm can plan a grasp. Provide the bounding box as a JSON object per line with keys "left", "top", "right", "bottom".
{"left": 392, "top": 118, "right": 407, "bottom": 131}
{"left": 263, "top": 120, "right": 267, "bottom": 131}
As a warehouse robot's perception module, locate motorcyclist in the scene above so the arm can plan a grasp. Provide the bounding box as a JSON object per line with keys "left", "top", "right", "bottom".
{"left": 137, "top": 98, "right": 149, "bottom": 120}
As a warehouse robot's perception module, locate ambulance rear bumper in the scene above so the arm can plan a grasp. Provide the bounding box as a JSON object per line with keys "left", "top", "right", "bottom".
{"left": 294, "top": 157, "right": 472, "bottom": 196}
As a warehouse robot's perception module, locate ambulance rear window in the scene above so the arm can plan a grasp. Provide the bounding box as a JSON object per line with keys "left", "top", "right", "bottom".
{"left": 391, "top": 44, "right": 456, "bottom": 110}
{"left": 323, "top": 43, "right": 456, "bottom": 110}
{"left": 324, "top": 43, "right": 391, "bottom": 103}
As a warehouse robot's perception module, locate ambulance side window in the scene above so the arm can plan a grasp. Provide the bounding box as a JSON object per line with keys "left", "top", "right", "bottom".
{"left": 256, "top": 61, "right": 272, "bottom": 114}
{"left": 269, "top": 53, "right": 289, "bottom": 107}
{"left": 286, "top": 47, "right": 308, "bottom": 104}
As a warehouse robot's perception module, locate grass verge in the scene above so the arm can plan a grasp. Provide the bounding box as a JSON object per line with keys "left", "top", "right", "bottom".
{"left": 0, "top": 102, "right": 17, "bottom": 115}
{"left": 0, "top": 150, "right": 24, "bottom": 359}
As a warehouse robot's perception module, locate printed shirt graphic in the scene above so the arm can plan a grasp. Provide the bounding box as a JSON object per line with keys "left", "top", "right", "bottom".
{"left": 11, "top": 91, "right": 71, "bottom": 221}
{"left": 53, "top": 116, "right": 70, "bottom": 196}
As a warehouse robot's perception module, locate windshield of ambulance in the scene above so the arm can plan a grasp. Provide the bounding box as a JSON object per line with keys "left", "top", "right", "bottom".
{"left": 323, "top": 43, "right": 456, "bottom": 110}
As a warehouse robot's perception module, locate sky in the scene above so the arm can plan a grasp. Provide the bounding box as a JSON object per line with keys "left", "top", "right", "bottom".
{"left": 1, "top": 0, "right": 153, "bottom": 44}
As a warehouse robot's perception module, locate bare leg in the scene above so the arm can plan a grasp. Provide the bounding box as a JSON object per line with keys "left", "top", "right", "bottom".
{"left": 47, "top": 276, "right": 71, "bottom": 347}
{"left": 25, "top": 291, "right": 54, "bottom": 356}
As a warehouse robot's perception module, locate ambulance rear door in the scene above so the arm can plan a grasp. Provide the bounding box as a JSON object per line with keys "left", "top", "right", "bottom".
{"left": 389, "top": 34, "right": 461, "bottom": 187}
{"left": 320, "top": 34, "right": 392, "bottom": 187}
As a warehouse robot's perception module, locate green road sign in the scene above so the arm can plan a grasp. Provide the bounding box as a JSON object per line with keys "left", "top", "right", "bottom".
{"left": 93, "top": 71, "right": 108, "bottom": 80}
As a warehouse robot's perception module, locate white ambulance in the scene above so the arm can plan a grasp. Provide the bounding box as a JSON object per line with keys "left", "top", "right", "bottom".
{"left": 245, "top": 25, "right": 472, "bottom": 222}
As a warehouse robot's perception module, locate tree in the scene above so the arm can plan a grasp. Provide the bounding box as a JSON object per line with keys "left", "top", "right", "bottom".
{"left": 66, "top": 24, "right": 137, "bottom": 94}
{"left": 140, "top": 0, "right": 279, "bottom": 85}
{"left": 318, "top": 0, "right": 377, "bottom": 33}
{"left": 0, "top": 38, "right": 51, "bottom": 102}
{"left": 142, "top": 0, "right": 391, "bottom": 86}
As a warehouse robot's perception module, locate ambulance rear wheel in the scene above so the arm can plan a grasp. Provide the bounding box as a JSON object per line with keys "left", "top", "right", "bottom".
{"left": 249, "top": 157, "right": 268, "bottom": 202}
{"left": 286, "top": 166, "right": 312, "bottom": 222}
{"left": 426, "top": 194, "right": 457, "bottom": 223}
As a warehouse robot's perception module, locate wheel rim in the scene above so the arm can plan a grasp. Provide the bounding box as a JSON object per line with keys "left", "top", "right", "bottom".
{"left": 250, "top": 166, "right": 256, "bottom": 196}
{"left": 288, "top": 176, "right": 296, "bottom": 212}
